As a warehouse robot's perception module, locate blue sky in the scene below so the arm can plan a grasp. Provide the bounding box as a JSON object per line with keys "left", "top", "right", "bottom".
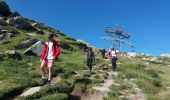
{"left": 6, "top": 0, "right": 170, "bottom": 55}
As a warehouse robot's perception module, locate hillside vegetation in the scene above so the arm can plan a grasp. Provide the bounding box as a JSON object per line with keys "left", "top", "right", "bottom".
{"left": 1, "top": 1, "right": 170, "bottom": 100}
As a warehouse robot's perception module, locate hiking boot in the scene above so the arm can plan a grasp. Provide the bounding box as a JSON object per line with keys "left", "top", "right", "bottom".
{"left": 47, "top": 80, "right": 51, "bottom": 84}
{"left": 40, "top": 78, "right": 47, "bottom": 85}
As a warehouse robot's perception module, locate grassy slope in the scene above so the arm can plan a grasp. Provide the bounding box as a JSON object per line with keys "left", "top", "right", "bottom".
{"left": 0, "top": 18, "right": 110, "bottom": 99}
{"left": 1, "top": 17, "right": 170, "bottom": 100}
{"left": 0, "top": 18, "right": 88, "bottom": 99}
{"left": 105, "top": 54, "right": 170, "bottom": 100}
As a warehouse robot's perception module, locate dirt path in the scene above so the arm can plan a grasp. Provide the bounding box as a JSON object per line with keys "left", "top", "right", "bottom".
{"left": 75, "top": 72, "right": 115, "bottom": 100}
{"left": 20, "top": 76, "right": 61, "bottom": 97}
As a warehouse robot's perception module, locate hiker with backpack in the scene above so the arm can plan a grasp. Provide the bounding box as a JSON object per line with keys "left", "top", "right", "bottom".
{"left": 109, "top": 47, "right": 117, "bottom": 71}
{"left": 86, "top": 47, "right": 95, "bottom": 70}
{"left": 40, "top": 33, "right": 60, "bottom": 85}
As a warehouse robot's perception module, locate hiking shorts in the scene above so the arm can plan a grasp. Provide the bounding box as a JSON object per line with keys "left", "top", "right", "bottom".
{"left": 41, "top": 59, "right": 54, "bottom": 68}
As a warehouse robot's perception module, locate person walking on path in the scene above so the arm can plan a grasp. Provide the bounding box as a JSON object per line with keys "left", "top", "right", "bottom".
{"left": 101, "top": 49, "right": 106, "bottom": 58}
{"left": 86, "top": 47, "right": 95, "bottom": 70}
{"left": 109, "top": 47, "right": 117, "bottom": 71}
{"left": 40, "top": 33, "right": 60, "bottom": 85}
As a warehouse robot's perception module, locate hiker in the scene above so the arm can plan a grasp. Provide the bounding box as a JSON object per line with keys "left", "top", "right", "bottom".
{"left": 40, "top": 33, "right": 60, "bottom": 85}
{"left": 109, "top": 47, "right": 117, "bottom": 71}
{"left": 86, "top": 47, "right": 95, "bottom": 70}
{"left": 101, "top": 49, "right": 106, "bottom": 58}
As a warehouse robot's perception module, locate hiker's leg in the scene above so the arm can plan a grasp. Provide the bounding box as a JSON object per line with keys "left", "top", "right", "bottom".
{"left": 87, "top": 59, "right": 90, "bottom": 69}
{"left": 115, "top": 58, "right": 117, "bottom": 70}
{"left": 40, "top": 60, "right": 46, "bottom": 78}
{"left": 89, "top": 60, "right": 93, "bottom": 70}
{"left": 47, "top": 61, "right": 54, "bottom": 81}
{"left": 112, "top": 58, "right": 115, "bottom": 71}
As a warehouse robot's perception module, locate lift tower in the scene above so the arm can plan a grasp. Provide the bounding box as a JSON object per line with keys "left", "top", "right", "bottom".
{"left": 101, "top": 25, "right": 135, "bottom": 51}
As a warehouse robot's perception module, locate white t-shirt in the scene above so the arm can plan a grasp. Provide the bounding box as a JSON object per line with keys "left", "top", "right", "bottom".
{"left": 110, "top": 50, "right": 116, "bottom": 58}
{"left": 47, "top": 42, "right": 54, "bottom": 60}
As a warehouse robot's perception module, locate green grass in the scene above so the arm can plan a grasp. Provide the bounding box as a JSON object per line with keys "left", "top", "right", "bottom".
{"left": 105, "top": 60, "right": 165, "bottom": 100}
{"left": 0, "top": 20, "right": 89, "bottom": 99}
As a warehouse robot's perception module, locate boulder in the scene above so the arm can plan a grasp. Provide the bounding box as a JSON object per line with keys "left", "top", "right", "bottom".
{"left": 15, "top": 38, "right": 39, "bottom": 49}
{"left": 0, "top": 29, "right": 13, "bottom": 41}
{"left": 6, "top": 16, "right": 35, "bottom": 31}
{"left": 34, "top": 27, "right": 44, "bottom": 34}
{"left": 0, "top": 18, "right": 7, "bottom": 25}
{"left": 24, "top": 41, "right": 44, "bottom": 56}
{"left": 3, "top": 32, "right": 13, "bottom": 41}
{"left": 0, "top": 1, "right": 11, "bottom": 16}
{"left": 32, "top": 23, "right": 37, "bottom": 27}
{"left": 8, "top": 11, "right": 21, "bottom": 18}
{"left": 31, "top": 23, "right": 44, "bottom": 34}
{"left": 0, "top": 33, "right": 4, "bottom": 40}
{"left": 160, "top": 54, "right": 170, "bottom": 58}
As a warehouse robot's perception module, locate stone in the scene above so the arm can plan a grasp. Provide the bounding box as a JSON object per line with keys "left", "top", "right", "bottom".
{"left": 0, "top": 33, "right": 4, "bottom": 40}
{"left": 24, "top": 41, "right": 44, "bottom": 56}
{"left": 27, "top": 62, "right": 33, "bottom": 66}
{"left": 6, "top": 16, "right": 35, "bottom": 31}
{"left": 4, "top": 32, "right": 13, "bottom": 40}
{"left": 6, "top": 50, "right": 15, "bottom": 54}
{"left": 5, "top": 50, "right": 22, "bottom": 60}
{"left": 160, "top": 54, "right": 170, "bottom": 58}
{"left": 32, "top": 23, "right": 37, "bottom": 27}
{"left": 20, "top": 86, "right": 41, "bottom": 97}
{"left": 0, "top": 29, "right": 8, "bottom": 33}
{"left": 0, "top": 18, "right": 7, "bottom": 25}
{"left": 127, "top": 52, "right": 138, "bottom": 58}
{"left": 0, "top": 1, "right": 11, "bottom": 16}
{"left": 34, "top": 27, "right": 44, "bottom": 34}
{"left": 27, "top": 33, "right": 37, "bottom": 37}
{"left": 15, "top": 38, "right": 38, "bottom": 49}
{"left": 8, "top": 11, "right": 21, "bottom": 18}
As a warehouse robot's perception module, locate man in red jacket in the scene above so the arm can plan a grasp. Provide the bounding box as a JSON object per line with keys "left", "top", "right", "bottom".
{"left": 40, "top": 33, "right": 60, "bottom": 85}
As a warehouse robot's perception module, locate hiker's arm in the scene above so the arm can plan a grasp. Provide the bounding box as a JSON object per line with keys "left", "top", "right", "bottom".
{"left": 53, "top": 45, "right": 61, "bottom": 60}
{"left": 41, "top": 44, "right": 47, "bottom": 60}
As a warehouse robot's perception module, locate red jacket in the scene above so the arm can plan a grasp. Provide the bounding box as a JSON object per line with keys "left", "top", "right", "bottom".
{"left": 41, "top": 40, "right": 60, "bottom": 60}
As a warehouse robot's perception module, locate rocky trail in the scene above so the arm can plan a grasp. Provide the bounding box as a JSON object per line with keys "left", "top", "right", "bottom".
{"left": 81, "top": 73, "right": 114, "bottom": 100}
{"left": 69, "top": 71, "right": 115, "bottom": 100}
{"left": 13, "top": 76, "right": 61, "bottom": 99}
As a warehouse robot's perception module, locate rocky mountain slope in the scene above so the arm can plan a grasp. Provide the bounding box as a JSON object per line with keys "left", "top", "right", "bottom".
{"left": 1, "top": 1, "right": 170, "bottom": 100}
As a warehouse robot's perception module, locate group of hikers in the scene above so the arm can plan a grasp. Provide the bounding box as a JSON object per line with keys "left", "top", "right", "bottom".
{"left": 40, "top": 34, "right": 117, "bottom": 85}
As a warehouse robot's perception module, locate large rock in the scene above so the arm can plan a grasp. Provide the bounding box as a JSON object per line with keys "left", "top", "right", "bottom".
{"left": 0, "top": 1, "right": 11, "bottom": 16}
{"left": 8, "top": 11, "right": 21, "bottom": 18}
{"left": 15, "top": 38, "right": 39, "bottom": 49}
{"left": 3, "top": 32, "right": 13, "bottom": 41}
{"left": 0, "top": 18, "right": 7, "bottom": 25}
{"left": 6, "top": 16, "right": 35, "bottom": 31}
{"left": 24, "top": 41, "right": 44, "bottom": 56}
{"left": 0, "top": 29, "right": 13, "bottom": 40}
{"left": 160, "top": 54, "right": 170, "bottom": 58}
{"left": 0, "top": 33, "right": 4, "bottom": 40}
{"left": 31, "top": 23, "right": 44, "bottom": 34}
